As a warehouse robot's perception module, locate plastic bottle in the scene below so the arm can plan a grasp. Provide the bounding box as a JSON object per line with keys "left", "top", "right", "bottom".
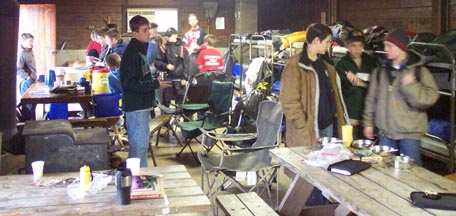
{"left": 80, "top": 165, "right": 91, "bottom": 191}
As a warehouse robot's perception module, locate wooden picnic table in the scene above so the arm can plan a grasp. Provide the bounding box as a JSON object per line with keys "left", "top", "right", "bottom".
{"left": 0, "top": 165, "right": 211, "bottom": 215}
{"left": 20, "top": 82, "right": 92, "bottom": 120}
{"left": 270, "top": 147, "right": 456, "bottom": 216}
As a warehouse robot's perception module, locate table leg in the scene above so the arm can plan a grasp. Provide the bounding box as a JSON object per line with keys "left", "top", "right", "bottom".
{"left": 335, "top": 204, "right": 353, "bottom": 216}
{"left": 278, "top": 174, "right": 314, "bottom": 216}
{"left": 83, "top": 102, "right": 89, "bottom": 119}
{"left": 31, "top": 103, "right": 37, "bottom": 120}
{"left": 42, "top": 104, "right": 46, "bottom": 119}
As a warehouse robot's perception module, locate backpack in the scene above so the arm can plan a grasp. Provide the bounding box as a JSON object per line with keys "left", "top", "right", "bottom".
{"left": 377, "top": 65, "right": 422, "bottom": 84}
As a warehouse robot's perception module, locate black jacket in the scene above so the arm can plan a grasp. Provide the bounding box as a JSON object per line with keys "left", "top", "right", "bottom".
{"left": 154, "top": 38, "right": 189, "bottom": 80}
{"left": 120, "top": 38, "right": 159, "bottom": 112}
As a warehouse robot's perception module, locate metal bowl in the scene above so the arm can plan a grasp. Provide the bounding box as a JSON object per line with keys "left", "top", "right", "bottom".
{"left": 351, "top": 139, "right": 374, "bottom": 149}
{"left": 393, "top": 155, "right": 414, "bottom": 169}
{"left": 352, "top": 149, "right": 373, "bottom": 157}
{"left": 372, "top": 145, "right": 398, "bottom": 157}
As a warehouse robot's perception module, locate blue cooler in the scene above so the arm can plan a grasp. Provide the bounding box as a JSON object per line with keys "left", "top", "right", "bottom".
{"left": 93, "top": 93, "right": 122, "bottom": 117}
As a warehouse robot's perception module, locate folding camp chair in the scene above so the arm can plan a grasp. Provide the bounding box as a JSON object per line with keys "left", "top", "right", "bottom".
{"left": 175, "top": 80, "right": 234, "bottom": 162}
{"left": 183, "top": 71, "right": 227, "bottom": 104}
{"left": 158, "top": 71, "right": 226, "bottom": 138}
{"left": 198, "top": 100, "right": 283, "bottom": 210}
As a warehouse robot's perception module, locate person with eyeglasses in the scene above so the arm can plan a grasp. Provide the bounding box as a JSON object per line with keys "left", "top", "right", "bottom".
{"left": 280, "top": 23, "right": 350, "bottom": 148}
{"left": 335, "top": 29, "right": 377, "bottom": 139}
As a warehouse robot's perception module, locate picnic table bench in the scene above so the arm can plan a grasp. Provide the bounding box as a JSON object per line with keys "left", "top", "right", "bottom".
{"left": 216, "top": 192, "right": 278, "bottom": 216}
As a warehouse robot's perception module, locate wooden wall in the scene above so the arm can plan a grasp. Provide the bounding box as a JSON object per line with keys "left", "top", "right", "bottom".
{"left": 338, "top": 0, "right": 456, "bottom": 33}
{"left": 45, "top": 0, "right": 235, "bottom": 49}
{"left": 18, "top": 0, "right": 456, "bottom": 50}
{"left": 258, "top": 0, "right": 329, "bottom": 32}
{"left": 338, "top": 0, "right": 432, "bottom": 32}
{"left": 451, "top": 0, "right": 456, "bottom": 28}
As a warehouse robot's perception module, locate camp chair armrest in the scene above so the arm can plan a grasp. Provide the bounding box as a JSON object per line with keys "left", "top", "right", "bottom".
{"left": 423, "top": 133, "right": 450, "bottom": 149}
{"left": 216, "top": 111, "right": 232, "bottom": 117}
{"left": 205, "top": 131, "right": 257, "bottom": 142}
{"left": 221, "top": 144, "right": 278, "bottom": 154}
{"left": 158, "top": 104, "right": 181, "bottom": 114}
{"left": 203, "top": 110, "right": 232, "bottom": 119}
{"left": 424, "top": 133, "right": 448, "bottom": 144}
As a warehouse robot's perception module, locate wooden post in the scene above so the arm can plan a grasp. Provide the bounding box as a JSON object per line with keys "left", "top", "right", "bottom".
{"left": 432, "top": 0, "right": 448, "bottom": 35}
{"left": 0, "top": 132, "right": 2, "bottom": 175}
{"left": 328, "top": 0, "right": 338, "bottom": 24}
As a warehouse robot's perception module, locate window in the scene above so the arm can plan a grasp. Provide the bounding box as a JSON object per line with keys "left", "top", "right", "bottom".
{"left": 125, "top": 8, "right": 178, "bottom": 33}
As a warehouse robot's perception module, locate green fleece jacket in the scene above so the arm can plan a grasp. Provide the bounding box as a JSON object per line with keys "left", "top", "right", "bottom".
{"left": 120, "top": 38, "right": 159, "bottom": 112}
{"left": 363, "top": 50, "right": 439, "bottom": 140}
{"left": 335, "top": 52, "right": 377, "bottom": 121}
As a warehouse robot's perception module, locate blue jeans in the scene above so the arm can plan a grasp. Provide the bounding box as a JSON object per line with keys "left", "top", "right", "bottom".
{"left": 379, "top": 136, "right": 422, "bottom": 166}
{"left": 126, "top": 110, "right": 150, "bottom": 167}
{"left": 19, "top": 79, "right": 33, "bottom": 96}
{"left": 319, "top": 124, "right": 334, "bottom": 138}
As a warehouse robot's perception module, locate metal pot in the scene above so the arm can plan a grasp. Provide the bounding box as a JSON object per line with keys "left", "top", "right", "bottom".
{"left": 352, "top": 139, "right": 374, "bottom": 149}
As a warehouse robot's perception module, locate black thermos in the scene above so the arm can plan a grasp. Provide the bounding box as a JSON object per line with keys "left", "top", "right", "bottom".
{"left": 115, "top": 167, "right": 132, "bottom": 205}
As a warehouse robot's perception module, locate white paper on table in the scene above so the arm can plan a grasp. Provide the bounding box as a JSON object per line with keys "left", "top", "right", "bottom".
{"left": 30, "top": 90, "right": 49, "bottom": 95}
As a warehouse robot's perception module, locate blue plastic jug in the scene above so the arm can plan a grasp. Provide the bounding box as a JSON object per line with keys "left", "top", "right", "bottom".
{"left": 46, "top": 69, "right": 56, "bottom": 87}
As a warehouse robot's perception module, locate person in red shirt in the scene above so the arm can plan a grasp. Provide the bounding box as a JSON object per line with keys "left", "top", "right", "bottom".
{"left": 183, "top": 13, "right": 207, "bottom": 54}
{"left": 85, "top": 29, "right": 103, "bottom": 57}
{"left": 196, "top": 34, "right": 224, "bottom": 73}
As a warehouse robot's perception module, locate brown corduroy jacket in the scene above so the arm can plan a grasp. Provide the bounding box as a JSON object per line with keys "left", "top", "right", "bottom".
{"left": 280, "top": 52, "right": 349, "bottom": 147}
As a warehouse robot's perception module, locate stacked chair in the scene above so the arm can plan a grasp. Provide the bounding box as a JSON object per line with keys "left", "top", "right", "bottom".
{"left": 198, "top": 100, "right": 283, "bottom": 211}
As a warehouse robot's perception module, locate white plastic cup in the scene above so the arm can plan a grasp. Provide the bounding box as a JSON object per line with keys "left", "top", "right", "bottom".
{"left": 85, "top": 56, "right": 92, "bottom": 66}
{"left": 126, "top": 158, "right": 140, "bottom": 176}
{"left": 31, "top": 161, "right": 45, "bottom": 181}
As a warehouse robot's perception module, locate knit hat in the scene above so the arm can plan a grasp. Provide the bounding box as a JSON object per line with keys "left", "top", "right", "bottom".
{"left": 384, "top": 28, "right": 410, "bottom": 51}
{"left": 165, "top": 27, "right": 178, "bottom": 37}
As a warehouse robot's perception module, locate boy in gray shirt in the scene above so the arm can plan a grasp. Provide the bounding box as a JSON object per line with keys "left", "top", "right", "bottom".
{"left": 17, "top": 33, "right": 36, "bottom": 96}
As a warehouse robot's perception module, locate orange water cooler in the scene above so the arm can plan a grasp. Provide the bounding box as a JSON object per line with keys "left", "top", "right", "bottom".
{"left": 92, "top": 67, "right": 110, "bottom": 94}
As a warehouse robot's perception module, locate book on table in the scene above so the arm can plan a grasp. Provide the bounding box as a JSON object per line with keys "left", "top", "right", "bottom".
{"left": 130, "top": 175, "right": 164, "bottom": 199}
{"left": 327, "top": 160, "right": 371, "bottom": 176}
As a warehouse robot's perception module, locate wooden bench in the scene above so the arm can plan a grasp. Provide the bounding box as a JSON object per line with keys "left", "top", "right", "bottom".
{"left": 148, "top": 114, "right": 183, "bottom": 167}
{"left": 216, "top": 192, "right": 278, "bottom": 216}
